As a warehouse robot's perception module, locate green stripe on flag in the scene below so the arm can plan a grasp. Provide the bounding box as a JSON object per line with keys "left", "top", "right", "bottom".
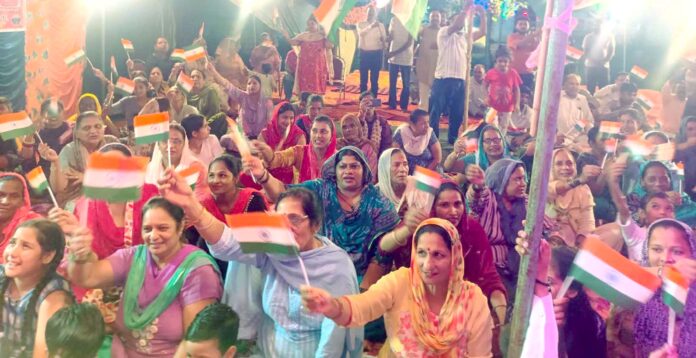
{"left": 83, "top": 186, "right": 141, "bottom": 202}
{"left": 32, "top": 181, "right": 48, "bottom": 193}
{"left": 1, "top": 126, "right": 35, "bottom": 141}
{"left": 239, "top": 242, "right": 299, "bottom": 256}
{"left": 402, "top": 0, "right": 428, "bottom": 38}
{"left": 135, "top": 132, "right": 169, "bottom": 145}
{"left": 415, "top": 181, "right": 439, "bottom": 196}
{"left": 327, "top": 0, "right": 357, "bottom": 44}
{"left": 663, "top": 291, "right": 685, "bottom": 314}
{"left": 570, "top": 265, "right": 643, "bottom": 308}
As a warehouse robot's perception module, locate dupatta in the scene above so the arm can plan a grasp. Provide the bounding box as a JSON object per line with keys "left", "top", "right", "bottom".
{"left": 299, "top": 120, "right": 336, "bottom": 182}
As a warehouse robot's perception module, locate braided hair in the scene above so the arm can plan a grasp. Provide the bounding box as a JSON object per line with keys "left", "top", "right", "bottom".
{"left": 0, "top": 219, "right": 67, "bottom": 356}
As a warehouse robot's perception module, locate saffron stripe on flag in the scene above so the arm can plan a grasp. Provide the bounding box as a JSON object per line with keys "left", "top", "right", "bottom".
{"left": 134, "top": 112, "right": 169, "bottom": 126}
{"left": 580, "top": 237, "right": 661, "bottom": 289}
{"left": 85, "top": 154, "right": 149, "bottom": 172}
{"left": 662, "top": 266, "right": 689, "bottom": 314}
{"left": 570, "top": 262, "right": 653, "bottom": 308}
{"left": 0, "top": 112, "right": 35, "bottom": 141}
{"left": 26, "top": 167, "right": 49, "bottom": 192}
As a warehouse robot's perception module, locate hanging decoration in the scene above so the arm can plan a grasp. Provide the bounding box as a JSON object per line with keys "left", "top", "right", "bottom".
{"left": 475, "top": 0, "right": 526, "bottom": 21}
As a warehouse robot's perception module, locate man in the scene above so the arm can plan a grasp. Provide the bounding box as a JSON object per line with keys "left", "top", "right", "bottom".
{"left": 386, "top": 17, "right": 414, "bottom": 111}
{"left": 595, "top": 72, "right": 629, "bottom": 112}
{"left": 582, "top": 18, "right": 615, "bottom": 94}
{"left": 357, "top": 7, "right": 387, "bottom": 97}
{"left": 46, "top": 304, "right": 105, "bottom": 358}
{"left": 600, "top": 82, "right": 645, "bottom": 122}
{"left": 359, "top": 91, "right": 393, "bottom": 153}
{"left": 429, "top": 4, "right": 487, "bottom": 144}
{"left": 145, "top": 36, "right": 174, "bottom": 79}
{"left": 20, "top": 99, "right": 72, "bottom": 179}
{"left": 507, "top": 9, "right": 540, "bottom": 90}
{"left": 184, "top": 303, "right": 239, "bottom": 358}
{"left": 468, "top": 64, "right": 488, "bottom": 118}
{"left": 557, "top": 74, "right": 594, "bottom": 145}
{"left": 415, "top": 10, "right": 442, "bottom": 110}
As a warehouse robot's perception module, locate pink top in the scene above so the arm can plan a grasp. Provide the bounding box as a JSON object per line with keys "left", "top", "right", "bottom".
{"left": 485, "top": 68, "right": 522, "bottom": 113}
{"left": 107, "top": 245, "right": 222, "bottom": 357}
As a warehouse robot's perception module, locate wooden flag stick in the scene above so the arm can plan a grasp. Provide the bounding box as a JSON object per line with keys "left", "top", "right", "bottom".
{"left": 46, "top": 185, "right": 60, "bottom": 208}
{"left": 556, "top": 275, "right": 574, "bottom": 300}
{"left": 668, "top": 308, "right": 676, "bottom": 344}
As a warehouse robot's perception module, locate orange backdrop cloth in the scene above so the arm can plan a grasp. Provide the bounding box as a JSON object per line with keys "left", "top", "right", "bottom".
{"left": 25, "top": 0, "right": 87, "bottom": 118}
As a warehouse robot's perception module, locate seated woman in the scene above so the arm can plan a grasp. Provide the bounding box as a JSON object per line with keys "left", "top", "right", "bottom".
{"left": 0, "top": 173, "right": 42, "bottom": 258}
{"left": 256, "top": 102, "right": 307, "bottom": 185}
{"left": 633, "top": 218, "right": 696, "bottom": 358}
{"left": 675, "top": 116, "right": 696, "bottom": 202}
{"left": 66, "top": 197, "right": 222, "bottom": 357}
{"left": 301, "top": 218, "right": 493, "bottom": 357}
{"left": 546, "top": 148, "right": 597, "bottom": 247}
{"left": 166, "top": 87, "right": 199, "bottom": 124}
{"left": 245, "top": 146, "right": 399, "bottom": 279}
{"left": 104, "top": 76, "right": 151, "bottom": 128}
{"left": 0, "top": 219, "right": 71, "bottom": 357}
{"left": 187, "top": 69, "right": 223, "bottom": 120}
{"left": 255, "top": 115, "right": 337, "bottom": 183}
{"left": 49, "top": 111, "right": 118, "bottom": 209}
{"left": 337, "top": 113, "right": 378, "bottom": 176}
{"left": 67, "top": 92, "right": 119, "bottom": 136}
{"left": 377, "top": 148, "right": 409, "bottom": 207}
{"left": 181, "top": 114, "right": 223, "bottom": 166}
{"left": 149, "top": 66, "right": 169, "bottom": 98}
{"left": 444, "top": 124, "right": 510, "bottom": 176}
{"left": 157, "top": 175, "right": 363, "bottom": 357}
{"left": 392, "top": 109, "right": 442, "bottom": 174}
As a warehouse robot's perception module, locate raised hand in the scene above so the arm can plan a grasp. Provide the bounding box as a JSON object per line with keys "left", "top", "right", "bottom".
{"left": 241, "top": 155, "right": 266, "bottom": 179}
{"left": 465, "top": 164, "right": 485, "bottom": 187}
{"left": 38, "top": 143, "right": 59, "bottom": 163}
{"left": 300, "top": 285, "right": 334, "bottom": 315}
{"left": 157, "top": 168, "right": 196, "bottom": 209}
{"left": 66, "top": 226, "right": 94, "bottom": 262}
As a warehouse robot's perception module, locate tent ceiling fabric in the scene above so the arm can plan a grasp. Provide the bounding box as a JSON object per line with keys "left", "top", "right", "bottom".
{"left": 228, "top": 0, "right": 315, "bottom": 36}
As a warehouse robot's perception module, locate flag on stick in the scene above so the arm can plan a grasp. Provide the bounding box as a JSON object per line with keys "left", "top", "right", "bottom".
{"left": 313, "top": 0, "right": 359, "bottom": 43}
{"left": 636, "top": 94, "right": 654, "bottom": 111}
{"left": 177, "top": 166, "right": 200, "bottom": 190}
{"left": 171, "top": 49, "right": 186, "bottom": 63}
{"left": 133, "top": 112, "right": 170, "bottom": 145}
{"left": 184, "top": 45, "right": 206, "bottom": 63}
{"left": 26, "top": 167, "right": 49, "bottom": 193}
{"left": 624, "top": 136, "right": 653, "bottom": 157}
{"left": 64, "top": 49, "right": 87, "bottom": 67}
{"left": 574, "top": 118, "right": 590, "bottom": 133}
{"left": 115, "top": 77, "right": 135, "bottom": 96}
{"left": 0, "top": 112, "right": 35, "bottom": 141}
{"left": 407, "top": 166, "right": 442, "bottom": 212}
{"left": 566, "top": 46, "right": 584, "bottom": 61}
{"left": 676, "top": 162, "right": 685, "bottom": 180}
{"left": 176, "top": 72, "right": 194, "bottom": 94}
{"left": 225, "top": 212, "right": 299, "bottom": 255}
{"left": 662, "top": 266, "right": 689, "bottom": 315}
{"left": 121, "top": 38, "right": 134, "bottom": 53}
{"left": 110, "top": 56, "right": 119, "bottom": 78}
{"left": 599, "top": 121, "right": 622, "bottom": 137}
{"left": 392, "top": 0, "right": 428, "bottom": 38}
{"left": 568, "top": 236, "right": 661, "bottom": 308}
{"left": 83, "top": 153, "right": 148, "bottom": 202}
{"left": 631, "top": 65, "right": 649, "bottom": 80}
{"left": 604, "top": 138, "right": 618, "bottom": 154}
{"left": 465, "top": 137, "right": 478, "bottom": 153}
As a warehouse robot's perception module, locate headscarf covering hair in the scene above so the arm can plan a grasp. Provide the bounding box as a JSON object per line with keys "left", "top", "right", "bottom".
{"left": 643, "top": 130, "right": 670, "bottom": 144}
{"left": 549, "top": 148, "right": 577, "bottom": 182}
{"left": 320, "top": 146, "right": 372, "bottom": 185}
{"left": 337, "top": 113, "right": 375, "bottom": 150}
{"left": 676, "top": 116, "right": 696, "bottom": 143}
{"left": 484, "top": 158, "right": 526, "bottom": 195}
{"left": 632, "top": 160, "right": 673, "bottom": 198}
{"left": 641, "top": 218, "right": 696, "bottom": 267}
{"left": 299, "top": 116, "right": 336, "bottom": 182}
{"left": 68, "top": 93, "right": 105, "bottom": 123}
{"left": 0, "top": 173, "right": 41, "bottom": 256}
{"left": 476, "top": 125, "right": 510, "bottom": 169}
{"left": 377, "top": 148, "right": 405, "bottom": 206}
{"left": 262, "top": 101, "right": 303, "bottom": 149}
{"left": 145, "top": 123, "right": 203, "bottom": 184}
{"left": 408, "top": 218, "right": 473, "bottom": 356}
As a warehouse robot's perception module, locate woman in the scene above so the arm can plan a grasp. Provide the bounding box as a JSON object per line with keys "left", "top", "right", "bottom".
{"left": 166, "top": 87, "right": 199, "bottom": 124}
{"left": 0, "top": 219, "right": 71, "bottom": 357}
{"left": 285, "top": 17, "right": 330, "bottom": 96}
{"left": 377, "top": 148, "right": 409, "bottom": 207}
{"left": 633, "top": 218, "right": 696, "bottom": 358}
{"left": 377, "top": 181, "right": 508, "bottom": 325}
{"left": 546, "top": 148, "right": 597, "bottom": 247}
{"left": 256, "top": 115, "right": 337, "bottom": 183}
{"left": 149, "top": 66, "right": 169, "bottom": 98}
{"left": 67, "top": 92, "right": 119, "bottom": 136}
{"left": 206, "top": 63, "right": 272, "bottom": 139}
{"left": 415, "top": 10, "right": 441, "bottom": 110}
{"left": 246, "top": 146, "right": 400, "bottom": 278}
{"left": 214, "top": 38, "right": 249, "bottom": 91}
{"left": 181, "top": 114, "right": 224, "bottom": 166}
{"left": 50, "top": 111, "right": 118, "bottom": 209}
{"left": 257, "top": 102, "right": 306, "bottom": 184}
{"left": 187, "top": 69, "right": 222, "bottom": 120}
{"left": 338, "top": 113, "right": 378, "bottom": 176}
{"left": 249, "top": 33, "right": 281, "bottom": 80}
{"left": 674, "top": 115, "right": 696, "bottom": 202}
{"left": 66, "top": 197, "right": 222, "bottom": 357}
{"left": 445, "top": 125, "right": 510, "bottom": 175}
{"left": 145, "top": 124, "right": 208, "bottom": 201}
{"left": 0, "top": 173, "right": 42, "bottom": 258}
{"left": 302, "top": 218, "right": 493, "bottom": 357}
{"left": 158, "top": 170, "right": 363, "bottom": 356}
{"left": 393, "top": 109, "right": 442, "bottom": 174}
{"left": 106, "top": 76, "right": 151, "bottom": 127}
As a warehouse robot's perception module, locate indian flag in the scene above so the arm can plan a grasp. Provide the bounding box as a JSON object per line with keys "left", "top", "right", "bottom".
{"left": 110, "top": 56, "right": 119, "bottom": 78}
{"left": 314, "top": 0, "right": 358, "bottom": 43}
{"left": 83, "top": 153, "right": 148, "bottom": 202}
{"left": 599, "top": 121, "right": 621, "bottom": 136}
{"left": 566, "top": 46, "right": 584, "bottom": 61}
{"left": 604, "top": 138, "right": 618, "bottom": 154}
{"left": 26, "top": 167, "right": 49, "bottom": 193}
{"left": 574, "top": 118, "right": 590, "bottom": 133}
{"left": 133, "top": 112, "right": 170, "bottom": 145}
{"left": 465, "top": 137, "right": 478, "bottom": 153}
{"left": 413, "top": 166, "right": 442, "bottom": 195}
{"left": 624, "top": 136, "right": 653, "bottom": 157}
{"left": 636, "top": 94, "right": 653, "bottom": 111}
{"left": 0, "top": 112, "right": 35, "bottom": 141}
{"left": 171, "top": 49, "right": 186, "bottom": 63}
{"left": 115, "top": 77, "right": 135, "bottom": 96}
{"left": 184, "top": 46, "right": 206, "bottom": 63}
{"left": 225, "top": 212, "right": 299, "bottom": 255}
{"left": 631, "top": 65, "right": 649, "bottom": 80}
{"left": 177, "top": 72, "right": 194, "bottom": 94}
{"left": 570, "top": 236, "right": 661, "bottom": 308}
{"left": 392, "top": 0, "right": 428, "bottom": 38}
{"left": 121, "top": 38, "right": 134, "bottom": 52}
{"left": 662, "top": 266, "right": 689, "bottom": 314}
{"left": 676, "top": 162, "right": 685, "bottom": 180}
{"left": 177, "top": 166, "right": 199, "bottom": 190}
{"left": 64, "top": 49, "right": 86, "bottom": 67}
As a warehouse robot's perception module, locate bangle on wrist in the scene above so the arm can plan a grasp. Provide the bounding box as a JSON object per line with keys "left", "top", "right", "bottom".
{"left": 258, "top": 170, "right": 270, "bottom": 184}
{"left": 326, "top": 298, "right": 343, "bottom": 320}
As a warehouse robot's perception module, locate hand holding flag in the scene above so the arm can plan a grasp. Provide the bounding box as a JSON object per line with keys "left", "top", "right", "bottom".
{"left": 83, "top": 152, "right": 148, "bottom": 202}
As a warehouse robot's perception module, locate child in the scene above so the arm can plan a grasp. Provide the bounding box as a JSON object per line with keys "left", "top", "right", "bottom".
{"left": 184, "top": 303, "right": 239, "bottom": 358}
{"left": 45, "top": 303, "right": 105, "bottom": 358}
{"left": 508, "top": 86, "right": 534, "bottom": 137}
{"left": 484, "top": 47, "right": 522, "bottom": 137}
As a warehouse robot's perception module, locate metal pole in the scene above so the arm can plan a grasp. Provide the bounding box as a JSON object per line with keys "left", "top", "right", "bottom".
{"left": 507, "top": 0, "right": 573, "bottom": 356}
{"left": 462, "top": 10, "right": 475, "bottom": 133}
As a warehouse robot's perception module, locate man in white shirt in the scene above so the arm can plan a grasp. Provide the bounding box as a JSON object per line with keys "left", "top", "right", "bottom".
{"left": 582, "top": 18, "right": 615, "bottom": 94}
{"left": 357, "top": 7, "right": 387, "bottom": 97}
{"left": 595, "top": 72, "right": 629, "bottom": 113}
{"left": 429, "top": 4, "right": 487, "bottom": 145}
{"left": 386, "top": 17, "right": 414, "bottom": 111}
{"left": 468, "top": 64, "right": 488, "bottom": 118}
{"left": 558, "top": 74, "right": 594, "bottom": 144}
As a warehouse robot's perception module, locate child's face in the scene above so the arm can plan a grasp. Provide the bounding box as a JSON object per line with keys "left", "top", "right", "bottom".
{"left": 495, "top": 58, "right": 510, "bottom": 72}
{"left": 643, "top": 197, "right": 675, "bottom": 224}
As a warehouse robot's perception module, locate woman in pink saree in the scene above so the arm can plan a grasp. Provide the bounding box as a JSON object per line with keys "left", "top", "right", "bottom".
{"left": 284, "top": 17, "right": 330, "bottom": 96}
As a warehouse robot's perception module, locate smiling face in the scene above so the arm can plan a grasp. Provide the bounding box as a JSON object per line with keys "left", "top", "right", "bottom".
{"left": 336, "top": 153, "right": 364, "bottom": 192}
{"left": 3, "top": 227, "right": 55, "bottom": 279}
{"left": 415, "top": 231, "right": 451, "bottom": 287}
{"left": 310, "top": 121, "right": 332, "bottom": 150}
{"left": 552, "top": 150, "right": 576, "bottom": 180}
{"left": 505, "top": 166, "right": 527, "bottom": 199}
{"left": 648, "top": 226, "right": 692, "bottom": 267}
{"left": 141, "top": 207, "right": 183, "bottom": 261}
{"left": 277, "top": 109, "right": 294, "bottom": 134}
{"left": 434, "top": 189, "right": 465, "bottom": 226}
{"left": 389, "top": 151, "right": 409, "bottom": 187}
{"left": 482, "top": 128, "right": 504, "bottom": 158}
{"left": 76, "top": 115, "right": 105, "bottom": 148}
{"left": 276, "top": 197, "right": 315, "bottom": 251}
{"left": 207, "top": 161, "right": 237, "bottom": 197}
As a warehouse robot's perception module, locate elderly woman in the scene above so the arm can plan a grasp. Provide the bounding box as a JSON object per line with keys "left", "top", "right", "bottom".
{"left": 302, "top": 218, "right": 493, "bottom": 357}
{"left": 377, "top": 148, "right": 409, "bottom": 207}
{"left": 244, "top": 146, "right": 400, "bottom": 279}
{"left": 337, "top": 113, "right": 378, "bottom": 176}
{"left": 445, "top": 125, "right": 510, "bottom": 175}
{"left": 167, "top": 87, "right": 199, "bottom": 123}
{"left": 187, "top": 69, "right": 223, "bottom": 120}
{"left": 392, "top": 109, "right": 442, "bottom": 174}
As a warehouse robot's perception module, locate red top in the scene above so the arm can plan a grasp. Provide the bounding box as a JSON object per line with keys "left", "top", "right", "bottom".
{"left": 507, "top": 32, "right": 539, "bottom": 75}
{"left": 485, "top": 68, "right": 522, "bottom": 113}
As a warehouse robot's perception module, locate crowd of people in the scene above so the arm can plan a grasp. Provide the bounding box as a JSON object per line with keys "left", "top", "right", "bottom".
{"left": 1, "top": 2, "right": 696, "bottom": 358}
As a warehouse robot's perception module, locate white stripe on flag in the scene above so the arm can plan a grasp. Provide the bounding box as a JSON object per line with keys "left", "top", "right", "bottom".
{"left": 232, "top": 227, "right": 298, "bottom": 247}
{"left": 663, "top": 280, "right": 688, "bottom": 305}
{"left": 414, "top": 172, "right": 440, "bottom": 188}
{"left": 83, "top": 169, "right": 145, "bottom": 189}
{"left": 574, "top": 250, "right": 656, "bottom": 303}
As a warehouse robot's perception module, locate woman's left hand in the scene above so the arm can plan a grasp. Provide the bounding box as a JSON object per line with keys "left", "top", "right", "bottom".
{"left": 157, "top": 168, "right": 196, "bottom": 210}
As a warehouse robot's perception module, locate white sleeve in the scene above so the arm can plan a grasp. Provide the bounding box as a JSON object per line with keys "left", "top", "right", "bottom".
{"left": 520, "top": 294, "right": 559, "bottom": 358}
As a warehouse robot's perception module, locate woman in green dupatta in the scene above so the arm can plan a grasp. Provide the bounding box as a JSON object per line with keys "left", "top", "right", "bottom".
{"left": 66, "top": 197, "right": 222, "bottom": 357}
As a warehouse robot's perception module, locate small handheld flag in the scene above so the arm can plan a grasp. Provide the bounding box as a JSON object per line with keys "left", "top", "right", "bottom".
{"left": 407, "top": 166, "right": 442, "bottom": 213}
{"left": 631, "top": 65, "right": 649, "bottom": 80}
{"left": 624, "top": 136, "right": 653, "bottom": 157}
{"left": 636, "top": 94, "right": 653, "bottom": 111}
{"left": 599, "top": 121, "right": 622, "bottom": 137}
{"left": 574, "top": 118, "right": 590, "bottom": 133}
{"left": 0, "top": 112, "right": 35, "bottom": 141}
{"left": 171, "top": 49, "right": 186, "bottom": 63}
{"left": 26, "top": 167, "right": 59, "bottom": 207}
{"left": 83, "top": 153, "right": 148, "bottom": 202}
{"left": 184, "top": 45, "right": 206, "bottom": 63}
{"left": 133, "top": 112, "right": 170, "bottom": 145}
{"left": 662, "top": 266, "right": 689, "bottom": 315}
{"left": 566, "top": 46, "right": 584, "bottom": 61}
{"left": 465, "top": 137, "right": 478, "bottom": 153}
{"left": 121, "top": 38, "right": 134, "bottom": 53}
{"left": 676, "top": 162, "right": 685, "bottom": 180}
{"left": 176, "top": 72, "right": 194, "bottom": 94}
{"left": 64, "top": 49, "right": 87, "bottom": 67}
{"left": 115, "top": 77, "right": 135, "bottom": 96}
{"left": 604, "top": 138, "right": 618, "bottom": 154}
{"left": 177, "top": 166, "right": 200, "bottom": 190}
